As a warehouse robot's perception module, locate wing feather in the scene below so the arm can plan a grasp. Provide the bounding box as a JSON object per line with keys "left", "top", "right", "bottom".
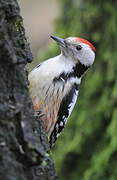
{"left": 49, "top": 83, "right": 80, "bottom": 146}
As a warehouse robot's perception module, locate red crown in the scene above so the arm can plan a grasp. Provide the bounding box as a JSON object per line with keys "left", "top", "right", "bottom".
{"left": 76, "top": 37, "right": 96, "bottom": 52}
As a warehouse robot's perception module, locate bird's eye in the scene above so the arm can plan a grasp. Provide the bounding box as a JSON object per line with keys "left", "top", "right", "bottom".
{"left": 76, "top": 45, "right": 82, "bottom": 51}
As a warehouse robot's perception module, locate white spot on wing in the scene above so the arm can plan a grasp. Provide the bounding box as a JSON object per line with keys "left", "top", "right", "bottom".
{"left": 60, "top": 77, "right": 65, "bottom": 83}
{"left": 68, "top": 90, "right": 79, "bottom": 117}
{"left": 60, "top": 121, "right": 64, "bottom": 126}
{"left": 56, "top": 123, "right": 59, "bottom": 131}
{"left": 63, "top": 115, "right": 65, "bottom": 119}
{"left": 64, "top": 118, "right": 67, "bottom": 123}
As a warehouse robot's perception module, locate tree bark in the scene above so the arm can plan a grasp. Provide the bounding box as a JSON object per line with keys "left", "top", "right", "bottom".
{"left": 0, "top": 0, "right": 57, "bottom": 179}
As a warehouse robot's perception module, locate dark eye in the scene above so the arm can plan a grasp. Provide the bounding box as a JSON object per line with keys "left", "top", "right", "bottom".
{"left": 76, "top": 45, "right": 82, "bottom": 51}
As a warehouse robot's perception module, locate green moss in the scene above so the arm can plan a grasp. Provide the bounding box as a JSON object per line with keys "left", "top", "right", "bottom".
{"left": 14, "top": 17, "right": 23, "bottom": 32}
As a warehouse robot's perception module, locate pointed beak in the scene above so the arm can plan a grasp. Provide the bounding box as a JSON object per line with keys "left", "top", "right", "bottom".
{"left": 50, "top": 35, "right": 65, "bottom": 47}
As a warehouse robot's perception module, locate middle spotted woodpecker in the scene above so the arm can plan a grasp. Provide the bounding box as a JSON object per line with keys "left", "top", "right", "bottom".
{"left": 28, "top": 35, "right": 96, "bottom": 147}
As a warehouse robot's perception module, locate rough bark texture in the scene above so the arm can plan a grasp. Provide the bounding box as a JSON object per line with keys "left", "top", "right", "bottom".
{"left": 0, "top": 0, "right": 57, "bottom": 179}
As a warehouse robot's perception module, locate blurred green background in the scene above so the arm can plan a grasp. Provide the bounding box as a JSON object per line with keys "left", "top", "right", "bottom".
{"left": 20, "top": 0, "right": 117, "bottom": 179}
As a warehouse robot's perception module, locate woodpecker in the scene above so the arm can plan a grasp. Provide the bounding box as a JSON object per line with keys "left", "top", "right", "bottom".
{"left": 28, "top": 35, "right": 96, "bottom": 147}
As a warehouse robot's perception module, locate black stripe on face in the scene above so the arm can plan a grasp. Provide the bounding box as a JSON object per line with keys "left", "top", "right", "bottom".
{"left": 49, "top": 83, "right": 80, "bottom": 146}
{"left": 53, "top": 62, "right": 89, "bottom": 85}
{"left": 72, "top": 62, "right": 89, "bottom": 78}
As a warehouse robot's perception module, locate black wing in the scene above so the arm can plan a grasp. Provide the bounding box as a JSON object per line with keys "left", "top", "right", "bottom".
{"left": 49, "top": 83, "right": 80, "bottom": 147}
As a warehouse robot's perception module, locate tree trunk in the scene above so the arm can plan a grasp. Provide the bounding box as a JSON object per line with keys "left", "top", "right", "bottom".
{"left": 0, "top": 0, "right": 57, "bottom": 179}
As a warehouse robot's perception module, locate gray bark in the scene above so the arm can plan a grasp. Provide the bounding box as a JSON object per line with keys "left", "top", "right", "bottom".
{"left": 0, "top": 0, "right": 57, "bottom": 179}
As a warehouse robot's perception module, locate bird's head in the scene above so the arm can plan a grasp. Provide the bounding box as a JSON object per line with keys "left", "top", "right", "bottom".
{"left": 51, "top": 35, "right": 96, "bottom": 67}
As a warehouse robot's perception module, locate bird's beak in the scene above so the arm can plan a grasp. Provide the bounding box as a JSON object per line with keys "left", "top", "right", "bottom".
{"left": 50, "top": 35, "right": 65, "bottom": 47}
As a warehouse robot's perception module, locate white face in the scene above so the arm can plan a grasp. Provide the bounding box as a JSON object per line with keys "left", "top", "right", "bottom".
{"left": 61, "top": 38, "right": 95, "bottom": 67}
